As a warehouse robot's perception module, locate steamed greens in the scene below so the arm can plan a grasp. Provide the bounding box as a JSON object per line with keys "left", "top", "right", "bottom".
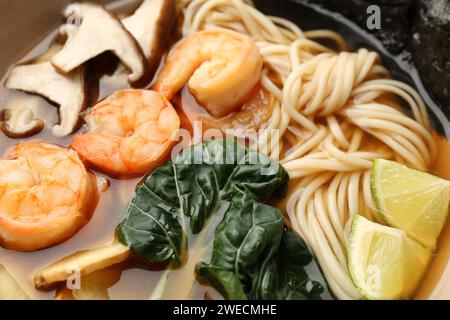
{"left": 116, "top": 139, "right": 288, "bottom": 264}
{"left": 197, "top": 193, "right": 329, "bottom": 300}
{"left": 116, "top": 139, "right": 330, "bottom": 299}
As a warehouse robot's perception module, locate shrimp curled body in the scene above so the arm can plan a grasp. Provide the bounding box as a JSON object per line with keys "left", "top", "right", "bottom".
{"left": 71, "top": 89, "right": 180, "bottom": 176}
{"left": 153, "top": 29, "right": 263, "bottom": 118}
{"left": 0, "top": 142, "right": 98, "bottom": 251}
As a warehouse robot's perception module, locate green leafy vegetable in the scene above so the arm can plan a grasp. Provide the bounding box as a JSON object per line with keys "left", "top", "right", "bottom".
{"left": 257, "top": 230, "right": 329, "bottom": 299}
{"left": 117, "top": 139, "right": 288, "bottom": 265}
{"left": 116, "top": 139, "right": 330, "bottom": 300}
{"left": 196, "top": 192, "right": 331, "bottom": 300}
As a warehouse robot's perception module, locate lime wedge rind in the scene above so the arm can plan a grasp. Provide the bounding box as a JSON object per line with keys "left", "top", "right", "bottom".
{"left": 370, "top": 160, "right": 388, "bottom": 225}
{"left": 348, "top": 215, "right": 432, "bottom": 300}
{"left": 370, "top": 158, "right": 450, "bottom": 249}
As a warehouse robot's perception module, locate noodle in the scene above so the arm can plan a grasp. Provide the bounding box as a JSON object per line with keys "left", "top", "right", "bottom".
{"left": 182, "top": 0, "right": 437, "bottom": 299}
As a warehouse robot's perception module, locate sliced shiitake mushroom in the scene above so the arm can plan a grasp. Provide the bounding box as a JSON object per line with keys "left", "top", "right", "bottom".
{"left": 122, "top": 0, "right": 176, "bottom": 83}
{"left": 0, "top": 98, "right": 44, "bottom": 138}
{"left": 1, "top": 43, "right": 65, "bottom": 138}
{"left": 51, "top": 2, "right": 147, "bottom": 86}
{"left": 5, "top": 40, "right": 91, "bottom": 137}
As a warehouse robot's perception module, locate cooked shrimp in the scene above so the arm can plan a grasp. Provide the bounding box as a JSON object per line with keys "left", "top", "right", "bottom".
{"left": 71, "top": 89, "right": 180, "bottom": 176}
{"left": 153, "top": 29, "right": 263, "bottom": 118}
{"left": 0, "top": 142, "right": 98, "bottom": 251}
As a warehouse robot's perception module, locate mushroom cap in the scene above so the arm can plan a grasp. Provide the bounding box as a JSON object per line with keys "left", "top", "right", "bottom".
{"left": 122, "top": 0, "right": 176, "bottom": 83}
{"left": 0, "top": 102, "right": 44, "bottom": 138}
{"left": 51, "top": 2, "right": 147, "bottom": 86}
{"left": 5, "top": 40, "right": 91, "bottom": 137}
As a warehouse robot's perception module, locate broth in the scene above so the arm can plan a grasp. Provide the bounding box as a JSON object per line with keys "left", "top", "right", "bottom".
{"left": 0, "top": 0, "right": 178, "bottom": 300}
{"left": 416, "top": 135, "right": 450, "bottom": 299}
{"left": 0, "top": 0, "right": 224, "bottom": 300}
{"left": 0, "top": 0, "right": 448, "bottom": 300}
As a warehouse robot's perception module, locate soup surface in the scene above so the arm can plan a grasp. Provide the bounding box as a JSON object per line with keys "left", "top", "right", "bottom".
{"left": 0, "top": 0, "right": 448, "bottom": 300}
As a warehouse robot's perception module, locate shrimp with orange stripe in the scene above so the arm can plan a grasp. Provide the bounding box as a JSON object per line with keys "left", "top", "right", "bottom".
{"left": 0, "top": 142, "right": 98, "bottom": 251}
{"left": 153, "top": 28, "right": 263, "bottom": 119}
{"left": 71, "top": 89, "right": 180, "bottom": 176}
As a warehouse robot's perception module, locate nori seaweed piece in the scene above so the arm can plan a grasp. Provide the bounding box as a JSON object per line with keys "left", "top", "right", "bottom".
{"left": 411, "top": 0, "right": 450, "bottom": 117}
{"left": 254, "top": 0, "right": 449, "bottom": 120}
{"left": 283, "top": 0, "right": 413, "bottom": 54}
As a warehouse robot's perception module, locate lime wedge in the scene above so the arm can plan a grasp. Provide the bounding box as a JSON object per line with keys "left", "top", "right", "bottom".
{"left": 348, "top": 215, "right": 431, "bottom": 300}
{"left": 371, "top": 159, "right": 450, "bottom": 249}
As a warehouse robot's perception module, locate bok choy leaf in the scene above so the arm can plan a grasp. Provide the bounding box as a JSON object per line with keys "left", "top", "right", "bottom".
{"left": 116, "top": 139, "right": 330, "bottom": 299}
{"left": 196, "top": 192, "right": 330, "bottom": 300}
{"left": 116, "top": 139, "right": 288, "bottom": 265}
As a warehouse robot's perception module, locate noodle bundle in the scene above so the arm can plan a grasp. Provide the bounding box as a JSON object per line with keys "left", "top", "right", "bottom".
{"left": 182, "top": 0, "right": 437, "bottom": 299}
